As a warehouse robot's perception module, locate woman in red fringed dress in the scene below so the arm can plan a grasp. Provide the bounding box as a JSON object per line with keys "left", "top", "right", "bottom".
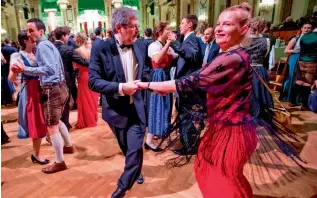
{"left": 73, "top": 33, "right": 99, "bottom": 129}
{"left": 137, "top": 6, "right": 304, "bottom": 198}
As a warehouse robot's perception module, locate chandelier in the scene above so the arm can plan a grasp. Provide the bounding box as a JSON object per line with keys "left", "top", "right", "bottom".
{"left": 112, "top": 0, "right": 123, "bottom": 9}
{"left": 57, "top": 0, "right": 69, "bottom": 10}
{"left": 259, "top": 0, "right": 275, "bottom": 14}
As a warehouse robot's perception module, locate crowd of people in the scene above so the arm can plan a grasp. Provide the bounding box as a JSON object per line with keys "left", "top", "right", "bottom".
{"left": 1, "top": 2, "right": 317, "bottom": 198}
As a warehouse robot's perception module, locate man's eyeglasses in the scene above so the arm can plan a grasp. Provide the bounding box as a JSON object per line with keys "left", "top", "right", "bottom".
{"left": 122, "top": 24, "right": 140, "bottom": 29}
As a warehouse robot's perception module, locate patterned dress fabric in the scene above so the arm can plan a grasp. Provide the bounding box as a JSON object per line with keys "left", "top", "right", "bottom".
{"left": 173, "top": 48, "right": 304, "bottom": 198}
{"left": 246, "top": 37, "right": 273, "bottom": 112}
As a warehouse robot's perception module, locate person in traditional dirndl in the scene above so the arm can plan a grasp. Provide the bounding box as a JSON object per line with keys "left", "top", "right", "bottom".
{"left": 9, "top": 30, "right": 49, "bottom": 165}
{"left": 145, "top": 22, "right": 178, "bottom": 152}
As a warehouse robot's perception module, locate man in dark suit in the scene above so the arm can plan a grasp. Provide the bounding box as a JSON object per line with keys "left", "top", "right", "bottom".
{"left": 93, "top": 27, "right": 104, "bottom": 46}
{"left": 201, "top": 27, "right": 219, "bottom": 65}
{"left": 1, "top": 39, "right": 18, "bottom": 75}
{"left": 168, "top": 15, "right": 204, "bottom": 156}
{"left": 143, "top": 28, "right": 153, "bottom": 46}
{"left": 93, "top": 27, "right": 105, "bottom": 106}
{"left": 1, "top": 39, "right": 17, "bottom": 105}
{"left": 89, "top": 7, "right": 148, "bottom": 198}
{"left": 54, "top": 26, "right": 90, "bottom": 129}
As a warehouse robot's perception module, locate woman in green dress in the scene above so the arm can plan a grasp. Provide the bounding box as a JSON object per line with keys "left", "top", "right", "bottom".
{"left": 291, "top": 18, "right": 317, "bottom": 109}
{"left": 280, "top": 21, "right": 313, "bottom": 103}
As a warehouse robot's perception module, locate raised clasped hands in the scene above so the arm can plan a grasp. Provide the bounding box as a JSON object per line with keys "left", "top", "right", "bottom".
{"left": 167, "top": 33, "right": 176, "bottom": 43}
{"left": 11, "top": 59, "right": 24, "bottom": 73}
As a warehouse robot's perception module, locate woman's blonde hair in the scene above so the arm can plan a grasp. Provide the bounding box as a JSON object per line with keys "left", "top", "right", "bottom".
{"left": 223, "top": 4, "right": 252, "bottom": 28}
{"left": 222, "top": 4, "right": 252, "bottom": 47}
{"left": 75, "top": 32, "right": 88, "bottom": 46}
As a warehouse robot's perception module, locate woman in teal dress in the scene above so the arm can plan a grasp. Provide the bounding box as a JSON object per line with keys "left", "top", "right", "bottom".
{"left": 291, "top": 19, "right": 317, "bottom": 109}
{"left": 280, "top": 21, "right": 313, "bottom": 103}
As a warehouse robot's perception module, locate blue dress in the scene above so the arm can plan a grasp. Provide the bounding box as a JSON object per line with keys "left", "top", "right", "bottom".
{"left": 280, "top": 37, "right": 300, "bottom": 102}
{"left": 148, "top": 41, "right": 176, "bottom": 136}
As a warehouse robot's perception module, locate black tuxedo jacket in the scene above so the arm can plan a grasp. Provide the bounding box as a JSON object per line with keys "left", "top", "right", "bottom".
{"left": 88, "top": 37, "right": 149, "bottom": 128}
{"left": 54, "top": 41, "right": 89, "bottom": 88}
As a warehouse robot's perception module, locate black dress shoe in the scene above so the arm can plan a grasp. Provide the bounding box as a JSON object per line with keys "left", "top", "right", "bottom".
{"left": 65, "top": 124, "right": 72, "bottom": 130}
{"left": 111, "top": 187, "right": 126, "bottom": 198}
{"left": 31, "top": 155, "right": 50, "bottom": 165}
{"left": 136, "top": 173, "right": 144, "bottom": 184}
{"left": 46, "top": 136, "right": 51, "bottom": 144}
{"left": 173, "top": 147, "right": 197, "bottom": 156}
{"left": 144, "top": 143, "right": 163, "bottom": 152}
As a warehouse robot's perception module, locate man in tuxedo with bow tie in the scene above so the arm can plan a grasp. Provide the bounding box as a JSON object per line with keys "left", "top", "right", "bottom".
{"left": 89, "top": 7, "right": 149, "bottom": 198}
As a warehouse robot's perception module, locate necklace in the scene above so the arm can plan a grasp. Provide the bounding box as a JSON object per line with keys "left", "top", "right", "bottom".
{"left": 220, "top": 44, "right": 241, "bottom": 53}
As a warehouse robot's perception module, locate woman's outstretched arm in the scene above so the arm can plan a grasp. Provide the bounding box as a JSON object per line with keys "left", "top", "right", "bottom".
{"left": 137, "top": 80, "right": 176, "bottom": 94}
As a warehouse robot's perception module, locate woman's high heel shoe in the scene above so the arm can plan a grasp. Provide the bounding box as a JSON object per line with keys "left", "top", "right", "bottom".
{"left": 31, "top": 155, "right": 50, "bottom": 165}
{"left": 144, "top": 143, "right": 163, "bottom": 152}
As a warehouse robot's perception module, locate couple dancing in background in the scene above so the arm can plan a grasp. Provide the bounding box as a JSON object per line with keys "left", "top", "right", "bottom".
{"left": 8, "top": 21, "right": 99, "bottom": 175}
{"left": 73, "top": 33, "right": 99, "bottom": 129}
{"left": 53, "top": 26, "right": 99, "bottom": 130}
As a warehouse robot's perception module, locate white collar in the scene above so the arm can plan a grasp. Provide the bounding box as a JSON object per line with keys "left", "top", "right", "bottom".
{"left": 184, "top": 31, "right": 194, "bottom": 41}
{"left": 207, "top": 39, "right": 215, "bottom": 45}
{"left": 55, "top": 40, "right": 65, "bottom": 44}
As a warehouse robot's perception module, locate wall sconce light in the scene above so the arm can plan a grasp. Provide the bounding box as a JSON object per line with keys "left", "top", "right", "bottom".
{"left": 147, "top": 6, "right": 151, "bottom": 13}
{"left": 170, "top": 21, "right": 176, "bottom": 27}
{"left": 198, "top": 13, "right": 208, "bottom": 21}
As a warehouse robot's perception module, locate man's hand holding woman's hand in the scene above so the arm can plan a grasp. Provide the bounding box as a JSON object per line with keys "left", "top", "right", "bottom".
{"left": 122, "top": 80, "right": 140, "bottom": 95}
{"left": 135, "top": 82, "right": 167, "bottom": 96}
{"left": 10, "top": 59, "right": 24, "bottom": 73}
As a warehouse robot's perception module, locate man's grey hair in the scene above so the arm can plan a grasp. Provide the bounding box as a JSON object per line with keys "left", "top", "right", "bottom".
{"left": 112, "top": 7, "right": 138, "bottom": 34}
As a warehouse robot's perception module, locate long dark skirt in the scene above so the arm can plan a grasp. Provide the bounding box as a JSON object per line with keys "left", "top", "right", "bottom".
{"left": 252, "top": 66, "right": 273, "bottom": 109}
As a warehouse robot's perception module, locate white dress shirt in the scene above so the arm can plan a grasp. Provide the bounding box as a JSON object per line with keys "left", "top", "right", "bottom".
{"left": 203, "top": 40, "right": 215, "bottom": 65}
{"left": 115, "top": 35, "right": 138, "bottom": 103}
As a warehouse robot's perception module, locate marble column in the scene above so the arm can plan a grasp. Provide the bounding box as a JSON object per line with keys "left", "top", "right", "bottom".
{"left": 208, "top": 0, "right": 215, "bottom": 26}
{"left": 13, "top": 0, "right": 23, "bottom": 31}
